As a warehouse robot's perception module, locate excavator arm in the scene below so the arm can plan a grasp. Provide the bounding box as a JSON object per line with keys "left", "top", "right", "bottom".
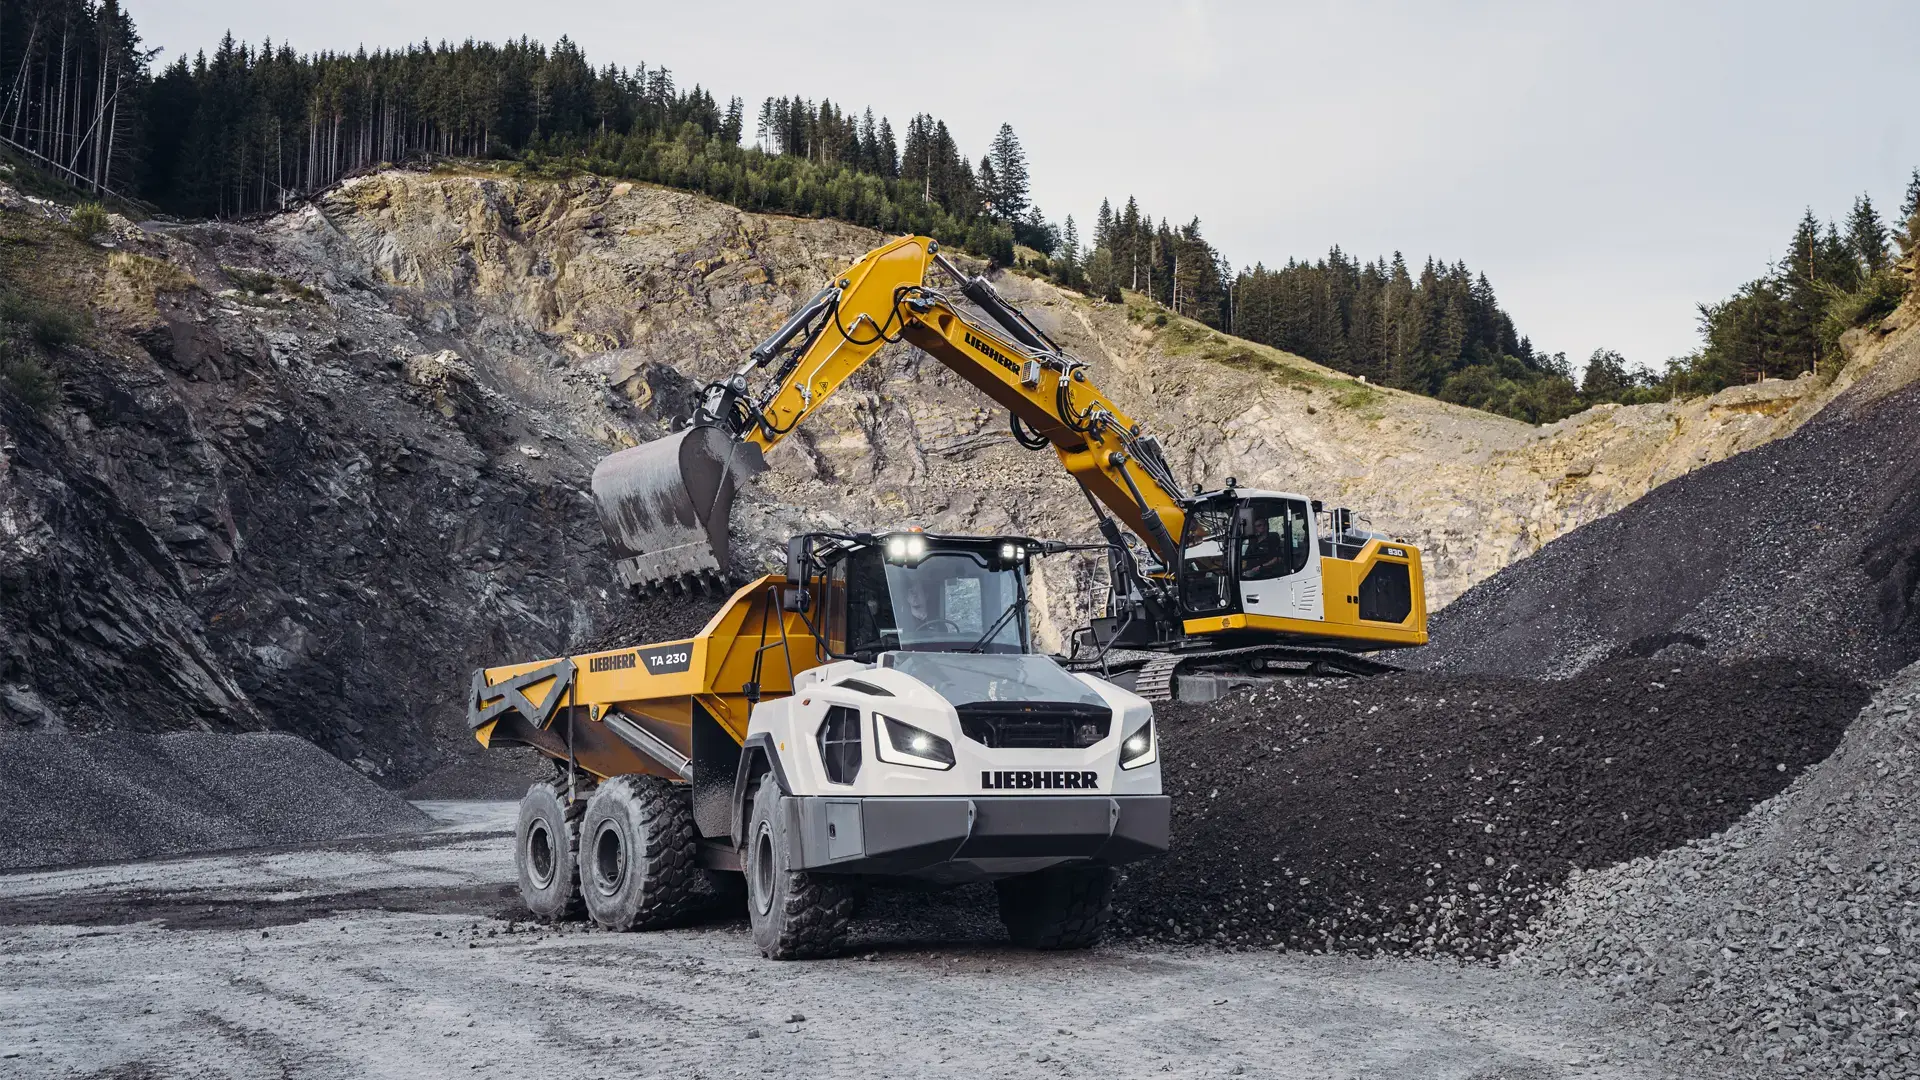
{"left": 594, "top": 235, "right": 1191, "bottom": 588}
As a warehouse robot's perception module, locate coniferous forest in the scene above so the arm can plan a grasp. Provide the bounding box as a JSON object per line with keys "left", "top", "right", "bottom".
{"left": 0, "top": 0, "right": 1912, "bottom": 424}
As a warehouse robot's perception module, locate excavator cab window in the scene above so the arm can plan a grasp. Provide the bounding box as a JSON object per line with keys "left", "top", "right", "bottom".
{"left": 1178, "top": 507, "right": 1237, "bottom": 616}
{"left": 1236, "top": 498, "right": 1312, "bottom": 581}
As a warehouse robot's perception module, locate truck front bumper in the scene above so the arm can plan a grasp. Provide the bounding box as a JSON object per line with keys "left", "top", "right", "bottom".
{"left": 783, "top": 794, "right": 1171, "bottom": 877}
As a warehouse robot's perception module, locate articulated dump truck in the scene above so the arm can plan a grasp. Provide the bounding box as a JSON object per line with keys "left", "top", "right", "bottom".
{"left": 472, "top": 531, "right": 1169, "bottom": 959}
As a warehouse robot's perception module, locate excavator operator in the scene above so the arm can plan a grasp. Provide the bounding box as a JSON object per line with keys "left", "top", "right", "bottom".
{"left": 1240, "top": 515, "right": 1288, "bottom": 580}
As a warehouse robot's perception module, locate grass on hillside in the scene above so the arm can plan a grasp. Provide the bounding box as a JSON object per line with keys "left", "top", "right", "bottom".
{"left": 1121, "top": 292, "right": 1386, "bottom": 412}
{"left": 0, "top": 202, "right": 108, "bottom": 414}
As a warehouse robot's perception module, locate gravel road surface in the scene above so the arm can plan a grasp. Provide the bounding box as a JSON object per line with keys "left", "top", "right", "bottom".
{"left": 0, "top": 802, "right": 1669, "bottom": 1080}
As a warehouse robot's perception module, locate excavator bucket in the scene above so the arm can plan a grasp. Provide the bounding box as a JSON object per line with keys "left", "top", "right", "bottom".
{"left": 591, "top": 425, "right": 766, "bottom": 589}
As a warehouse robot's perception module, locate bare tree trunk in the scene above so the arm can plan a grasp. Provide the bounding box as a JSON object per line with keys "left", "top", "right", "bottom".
{"left": 52, "top": 15, "right": 67, "bottom": 164}
{"left": 101, "top": 70, "right": 120, "bottom": 194}
{"left": 4, "top": 20, "right": 40, "bottom": 144}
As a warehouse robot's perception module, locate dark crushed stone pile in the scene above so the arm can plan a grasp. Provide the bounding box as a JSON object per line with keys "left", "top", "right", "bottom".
{"left": 0, "top": 732, "right": 432, "bottom": 870}
{"left": 1109, "top": 657, "right": 1869, "bottom": 959}
{"left": 1511, "top": 662, "right": 1920, "bottom": 1076}
{"left": 580, "top": 589, "right": 724, "bottom": 653}
{"left": 1417, "top": 380, "right": 1920, "bottom": 681}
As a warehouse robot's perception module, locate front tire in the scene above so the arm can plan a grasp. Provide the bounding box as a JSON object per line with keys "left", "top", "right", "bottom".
{"left": 995, "top": 864, "right": 1114, "bottom": 949}
{"left": 516, "top": 780, "right": 586, "bottom": 922}
{"left": 577, "top": 775, "right": 699, "bottom": 931}
{"left": 744, "top": 778, "right": 854, "bottom": 959}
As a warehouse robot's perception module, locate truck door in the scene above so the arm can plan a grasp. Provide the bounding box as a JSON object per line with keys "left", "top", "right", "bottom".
{"left": 1234, "top": 497, "right": 1323, "bottom": 622}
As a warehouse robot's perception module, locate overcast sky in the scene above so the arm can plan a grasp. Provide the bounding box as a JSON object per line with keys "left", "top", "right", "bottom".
{"left": 138, "top": 1, "right": 1918, "bottom": 372}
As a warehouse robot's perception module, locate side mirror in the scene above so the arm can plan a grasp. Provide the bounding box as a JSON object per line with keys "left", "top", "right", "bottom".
{"left": 785, "top": 535, "right": 811, "bottom": 585}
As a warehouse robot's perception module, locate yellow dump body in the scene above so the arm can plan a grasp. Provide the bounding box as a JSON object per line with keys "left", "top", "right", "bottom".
{"left": 469, "top": 575, "right": 819, "bottom": 782}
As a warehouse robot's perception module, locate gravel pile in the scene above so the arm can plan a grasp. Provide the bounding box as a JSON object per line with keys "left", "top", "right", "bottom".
{"left": 1108, "top": 657, "right": 1869, "bottom": 959}
{"left": 402, "top": 748, "right": 554, "bottom": 800}
{"left": 1418, "top": 380, "right": 1920, "bottom": 681}
{"left": 0, "top": 732, "right": 432, "bottom": 870}
{"left": 1509, "top": 660, "right": 1920, "bottom": 1077}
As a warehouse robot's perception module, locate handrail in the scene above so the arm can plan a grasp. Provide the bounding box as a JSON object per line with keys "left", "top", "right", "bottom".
{"left": 744, "top": 585, "right": 798, "bottom": 704}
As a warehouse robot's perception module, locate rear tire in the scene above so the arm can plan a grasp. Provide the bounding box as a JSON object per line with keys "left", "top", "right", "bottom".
{"left": 516, "top": 780, "right": 586, "bottom": 922}
{"left": 995, "top": 864, "right": 1114, "bottom": 950}
{"left": 577, "top": 774, "right": 699, "bottom": 931}
{"left": 744, "top": 778, "right": 853, "bottom": 959}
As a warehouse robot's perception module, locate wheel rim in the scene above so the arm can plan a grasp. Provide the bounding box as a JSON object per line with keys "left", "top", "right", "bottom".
{"left": 593, "top": 821, "right": 626, "bottom": 897}
{"left": 526, "top": 819, "right": 555, "bottom": 889}
{"left": 750, "top": 823, "right": 776, "bottom": 917}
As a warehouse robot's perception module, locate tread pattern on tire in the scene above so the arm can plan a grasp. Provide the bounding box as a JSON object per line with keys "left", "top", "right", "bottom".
{"left": 996, "top": 864, "right": 1114, "bottom": 950}
{"left": 581, "top": 774, "right": 700, "bottom": 931}
{"left": 750, "top": 778, "right": 855, "bottom": 960}
{"left": 520, "top": 778, "right": 590, "bottom": 922}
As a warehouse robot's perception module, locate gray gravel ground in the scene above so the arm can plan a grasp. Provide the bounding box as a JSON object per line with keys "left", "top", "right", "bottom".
{"left": 1511, "top": 660, "right": 1920, "bottom": 1077}
{"left": 0, "top": 732, "right": 431, "bottom": 870}
{"left": 0, "top": 802, "right": 1670, "bottom": 1080}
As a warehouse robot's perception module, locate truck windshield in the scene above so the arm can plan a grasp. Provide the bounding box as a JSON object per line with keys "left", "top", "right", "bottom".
{"left": 843, "top": 547, "right": 1028, "bottom": 654}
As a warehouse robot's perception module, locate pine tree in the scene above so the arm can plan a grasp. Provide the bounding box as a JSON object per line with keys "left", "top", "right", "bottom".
{"left": 1057, "top": 214, "right": 1080, "bottom": 285}
{"left": 1776, "top": 209, "right": 1826, "bottom": 371}
{"left": 983, "top": 122, "right": 1028, "bottom": 221}
{"left": 720, "top": 96, "right": 743, "bottom": 145}
{"left": 1844, "top": 194, "right": 1888, "bottom": 274}
{"left": 876, "top": 116, "right": 897, "bottom": 178}
{"left": 1898, "top": 168, "right": 1920, "bottom": 255}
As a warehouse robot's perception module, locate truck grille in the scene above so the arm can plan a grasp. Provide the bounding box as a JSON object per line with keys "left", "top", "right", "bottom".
{"left": 956, "top": 702, "right": 1111, "bottom": 749}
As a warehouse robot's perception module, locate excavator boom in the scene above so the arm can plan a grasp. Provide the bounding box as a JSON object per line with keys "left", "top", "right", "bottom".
{"left": 591, "top": 234, "right": 1427, "bottom": 693}
{"left": 593, "top": 236, "right": 1187, "bottom": 587}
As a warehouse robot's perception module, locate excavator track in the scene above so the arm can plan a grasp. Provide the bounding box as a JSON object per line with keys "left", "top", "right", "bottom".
{"left": 1090, "top": 645, "right": 1402, "bottom": 702}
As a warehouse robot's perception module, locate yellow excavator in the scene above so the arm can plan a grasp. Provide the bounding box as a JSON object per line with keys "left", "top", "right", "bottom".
{"left": 593, "top": 235, "right": 1427, "bottom": 699}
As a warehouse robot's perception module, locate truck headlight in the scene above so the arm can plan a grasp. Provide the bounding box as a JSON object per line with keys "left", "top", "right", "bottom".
{"left": 1119, "top": 715, "right": 1156, "bottom": 770}
{"left": 875, "top": 714, "right": 955, "bottom": 770}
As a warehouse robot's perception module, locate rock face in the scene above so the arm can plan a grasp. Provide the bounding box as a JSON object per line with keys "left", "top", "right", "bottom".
{"left": 0, "top": 167, "right": 1912, "bottom": 780}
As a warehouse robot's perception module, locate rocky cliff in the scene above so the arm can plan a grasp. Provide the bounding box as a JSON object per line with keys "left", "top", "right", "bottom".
{"left": 1, "top": 165, "right": 1912, "bottom": 780}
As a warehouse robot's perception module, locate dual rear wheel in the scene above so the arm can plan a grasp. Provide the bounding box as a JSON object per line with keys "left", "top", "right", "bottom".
{"left": 517, "top": 774, "right": 1116, "bottom": 956}
{"left": 515, "top": 774, "right": 714, "bottom": 931}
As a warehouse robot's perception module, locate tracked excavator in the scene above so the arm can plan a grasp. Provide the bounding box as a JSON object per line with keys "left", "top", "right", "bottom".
{"left": 592, "top": 235, "right": 1427, "bottom": 701}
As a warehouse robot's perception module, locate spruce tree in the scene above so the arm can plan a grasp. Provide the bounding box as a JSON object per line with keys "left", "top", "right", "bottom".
{"left": 1898, "top": 168, "right": 1920, "bottom": 255}
{"left": 877, "top": 117, "right": 898, "bottom": 178}
{"left": 1843, "top": 195, "right": 1888, "bottom": 275}
{"left": 984, "top": 122, "right": 1029, "bottom": 221}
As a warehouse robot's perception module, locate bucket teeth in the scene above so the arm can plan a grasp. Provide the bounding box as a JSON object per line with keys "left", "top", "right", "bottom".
{"left": 630, "top": 569, "right": 731, "bottom": 598}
